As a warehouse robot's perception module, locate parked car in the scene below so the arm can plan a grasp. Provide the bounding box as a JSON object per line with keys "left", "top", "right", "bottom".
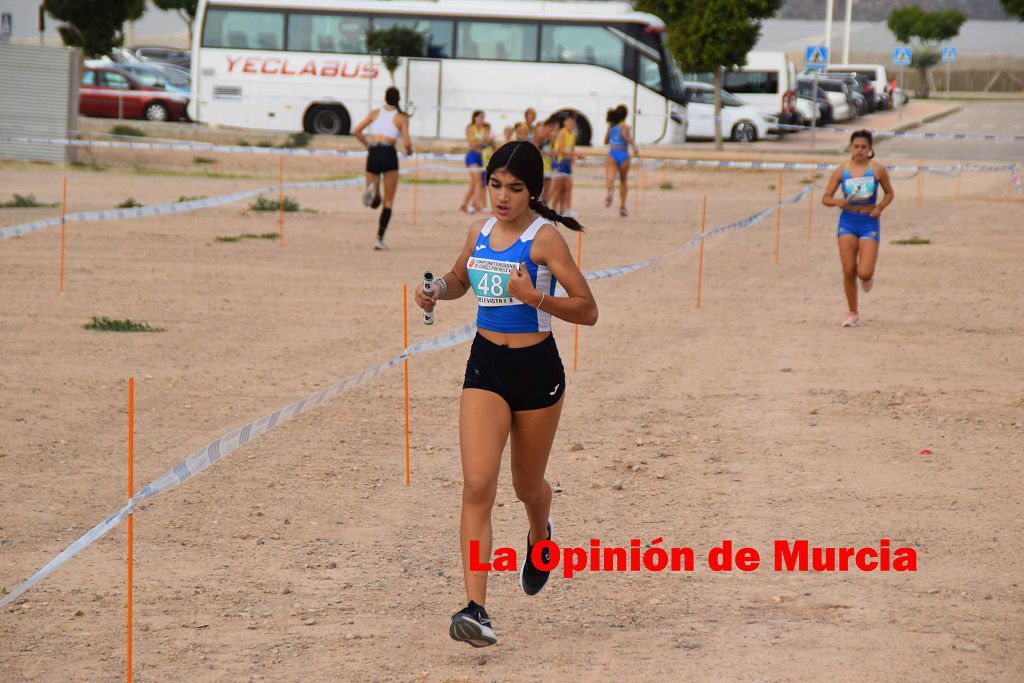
{"left": 796, "top": 79, "right": 833, "bottom": 125}
{"left": 80, "top": 67, "right": 190, "bottom": 122}
{"left": 114, "top": 63, "right": 190, "bottom": 95}
{"left": 129, "top": 45, "right": 192, "bottom": 70}
{"left": 826, "top": 71, "right": 877, "bottom": 113}
{"left": 683, "top": 81, "right": 779, "bottom": 142}
{"left": 812, "top": 77, "right": 857, "bottom": 121}
{"left": 826, "top": 64, "right": 890, "bottom": 109}
{"left": 684, "top": 50, "right": 799, "bottom": 127}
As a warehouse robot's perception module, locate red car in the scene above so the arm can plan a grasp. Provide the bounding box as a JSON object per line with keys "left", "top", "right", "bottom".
{"left": 80, "top": 67, "right": 189, "bottom": 122}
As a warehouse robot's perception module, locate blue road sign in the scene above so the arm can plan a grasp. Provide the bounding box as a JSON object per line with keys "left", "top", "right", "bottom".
{"left": 805, "top": 45, "right": 829, "bottom": 71}
{"left": 941, "top": 47, "right": 957, "bottom": 63}
{"left": 893, "top": 47, "right": 912, "bottom": 66}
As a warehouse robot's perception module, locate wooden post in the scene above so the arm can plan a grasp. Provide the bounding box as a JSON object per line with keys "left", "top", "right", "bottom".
{"left": 955, "top": 161, "right": 963, "bottom": 201}
{"left": 696, "top": 195, "right": 707, "bottom": 309}
{"left": 774, "top": 169, "right": 782, "bottom": 264}
{"left": 402, "top": 284, "right": 410, "bottom": 486}
{"left": 59, "top": 176, "right": 67, "bottom": 293}
{"left": 412, "top": 152, "right": 419, "bottom": 228}
{"left": 573, "top": 230, "right": 582, "bottom": 372}
{"left": 126, "top": 376, "right": 134, "bottom": 683}
{"left": 279, "top": 156, "right": 285, "bottom": 247}
{"left": 807, "top": 162, "right": 814, "bottom": 240}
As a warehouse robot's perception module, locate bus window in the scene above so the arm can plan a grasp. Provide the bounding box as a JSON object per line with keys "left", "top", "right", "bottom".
{"left": 539, "top": 24, "right": 624, "bottom": 73}
{"left": 638, "top": 53, "right": 662, "bottom": 92}
{"left": 723, "top": 71, "right": 778, "bottom": 94}
{"left": 373, "top": 16, "right": 453, "bottom": 59}
{"left": 288, "top": 12, "right": 367, "bottom": 53}
{"left": 202, "top": 8, "right": 285, "bottom": 50}
{"left": 456, "top": 21, "right": 538, "bottom": 62}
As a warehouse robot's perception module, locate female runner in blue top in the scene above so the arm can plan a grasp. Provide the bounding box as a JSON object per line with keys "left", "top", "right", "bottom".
{"left": 822, "top": 130, "right": 895, "bottom": 327}
{"left": 414, "top": 141, "right": 597, "bottom": 648}
{"left": 603, "top": 105, "right": 638, "bottom": 217}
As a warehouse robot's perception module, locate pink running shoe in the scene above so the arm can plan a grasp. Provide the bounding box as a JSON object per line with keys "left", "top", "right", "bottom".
{"left": 861, "top": 278, "right": 874, "bottom": 293}
{"left": 841, "top": 313, "right": 860, "bottom": 328}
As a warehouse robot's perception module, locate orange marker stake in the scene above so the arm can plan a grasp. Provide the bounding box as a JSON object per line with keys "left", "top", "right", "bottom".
{"left": 59, "top": 176, "right": 67, "bottom": 293}
{"left": 573, "top": 230, "right": 582, "bottom": 372}
{"left": 403, "top": 284, "right": 410, "bottom": 486}
{"left": 696, "top": 195, "right": 707, "bottom": 309}
{"left": 279, "top": 156, "right": 285, "bottom": 247}
{"left": 127, "top": 376, "right": 134, "bottom": 683}
{"left": 774, "top": 169, "right": 782, "bottom": 265}
{"left": 412, "top": 152, "right": 419, "bottom": 228}
{"left": 807, "top": 162, "right": 814, "bottom": 240}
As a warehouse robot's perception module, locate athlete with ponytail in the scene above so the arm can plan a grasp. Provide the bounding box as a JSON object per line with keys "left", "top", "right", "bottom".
{"left": 604, "top": 105, "right": 638, "bottom": 217}
{"left": 352, "top": 86, "right": 413, "bottom": 250}
{"left": 414, "top": 141, "right": 598, "bottom": 648}
{"left": 822, "top": 130, "right": 895, "bottom": 327}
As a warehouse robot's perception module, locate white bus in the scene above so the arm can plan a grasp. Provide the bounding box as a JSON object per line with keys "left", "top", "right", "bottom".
{"left": 189, "top": 0, "right": 687, "bottom": 145}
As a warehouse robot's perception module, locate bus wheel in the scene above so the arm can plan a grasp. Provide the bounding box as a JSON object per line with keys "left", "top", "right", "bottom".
{"left": 304, "top": 105, "right": 350, "bottom": 135}
{"left": 555, "top": 110, "right": 591, "bottom": 146}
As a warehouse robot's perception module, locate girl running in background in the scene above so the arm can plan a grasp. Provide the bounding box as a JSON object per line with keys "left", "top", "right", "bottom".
{"left": 550, "top": 114, "right": 580, "bottom": 217}
{"left": 604, "top": 105, "right": 638, "bottom": 217}
{"left": 461, "top": 111, "right": 488, "bottom": 214}
{"left": 352, "top": 86, "right": 413, "bottom": 250}
{"left": 515, "top": 108, "right": 538, "bottom": 142}
{"left": 822, "top": 130, "right": 895, "bottom": 327}
{"left": 414, "top": 141, "right": 597, "bottom": 648}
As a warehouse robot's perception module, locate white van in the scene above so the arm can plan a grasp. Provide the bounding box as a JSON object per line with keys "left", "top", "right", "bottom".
{"left": 721, "top": 51, "right": 798, "bottom": 125}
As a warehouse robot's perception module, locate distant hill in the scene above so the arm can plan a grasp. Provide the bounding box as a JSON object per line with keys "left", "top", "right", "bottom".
{"left": 778, "top": 0, "right": 1010, "bottom": 21}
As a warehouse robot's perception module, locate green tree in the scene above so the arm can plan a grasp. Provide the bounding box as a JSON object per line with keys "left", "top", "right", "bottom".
{"left": 365, "top": 25, "right": 427, "bottom": 84}
{"left": 154, "top": 0, "right": 198, "bottom": 43}
{"left": 1000, "top": 0, "right": 1024, "bottom": 21}
{"left": 887, "top": 5, "right": 966, "bottom": 98}
{"left": 44, "top": 0, "right": 141, "bottom": 57}
{"left": 636, "top": 0, "right": 781, "bottom": 149}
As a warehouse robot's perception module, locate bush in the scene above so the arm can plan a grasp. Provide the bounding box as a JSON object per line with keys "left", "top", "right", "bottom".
{"left": 249, "top": 195, "right": 300, "bottom": 212}
{"left": 176, "top": 195, "right": 207, "bottom": 203}
{"left": 216, "top": 232, "right": 280, "bottom": 242}
{"left": 282, "top": 132, "right": 311, "bottom": 148}
{"left": 117, "top": 197, "right": 143, "bottom": 208}
{"left": 1, "top": 193, "right": 59, "bottom": 208}
{"left": 193, "top": 156, "right": 216, "bottom": 164}
{"left": 891, "top": 235, "right": 932, "bottom": 245}
{"left": 659, "top": 181, "right": 674, "bottom": 190}
{"left": 83, "top": 316, "right": 164, "bottom": 332}
{"left": 110, "top": 125, "right": 146, "bottom": 137}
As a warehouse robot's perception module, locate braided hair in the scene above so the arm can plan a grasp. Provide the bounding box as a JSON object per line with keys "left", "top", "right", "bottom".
{"left": 484, "top": 141, "right": 584, "bottom": 232}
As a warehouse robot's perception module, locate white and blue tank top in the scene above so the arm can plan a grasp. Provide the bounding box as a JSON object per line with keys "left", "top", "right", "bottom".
{"left": 840, "top": 162, "right": 879, "bottom": 206}
{"left": 466, "top": 217, "right": 557, "bottom": 333}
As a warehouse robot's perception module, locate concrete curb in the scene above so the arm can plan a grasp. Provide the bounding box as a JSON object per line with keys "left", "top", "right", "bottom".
{"left": 888, "top": 104, "right": 962, "bottom": 134}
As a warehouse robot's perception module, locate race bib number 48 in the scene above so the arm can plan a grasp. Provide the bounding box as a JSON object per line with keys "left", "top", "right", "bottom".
{"left": 843, "top": 176, "right": 876, "bottom": 202}
{"left": 467, "top": 257, "right": 521, "bottom": 306}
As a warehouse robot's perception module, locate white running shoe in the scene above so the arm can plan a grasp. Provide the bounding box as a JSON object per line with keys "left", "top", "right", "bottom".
{"left": 861, "top": 278, "right": 874, "bottom": 293}
{"left": 362, "top": 186, "right": 375, "bottom": 207}
{"left": 373, "top": 238, "right": 387, "bottom": 251}
{"left": 841, "top": 313, "right": 860, "bottom": 327}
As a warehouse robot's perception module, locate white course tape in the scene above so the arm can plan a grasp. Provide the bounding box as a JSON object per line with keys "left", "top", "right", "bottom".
{"left": 777, "top": 123, "right": 1024, "bottom": 143}
{"left": 0, "top": 165, "right": 459, "bottom": 241}
{"left": 0, "top": 184, "right": 815, "bottom": 608}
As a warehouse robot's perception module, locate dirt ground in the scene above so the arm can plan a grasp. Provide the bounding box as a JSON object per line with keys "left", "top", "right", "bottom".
{"left": 1, "top": 148, "right": 1022, "bottom": 681}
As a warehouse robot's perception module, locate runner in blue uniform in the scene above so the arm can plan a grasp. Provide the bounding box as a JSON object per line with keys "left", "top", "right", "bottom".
{"left": 823, "top": 130, "right": 895, "bottom": 327}
{"left": 604, "top": 105, "right": 638, "bottom": 217}
{"left": 414, "top": 141, "right": 597, "bottom": 648}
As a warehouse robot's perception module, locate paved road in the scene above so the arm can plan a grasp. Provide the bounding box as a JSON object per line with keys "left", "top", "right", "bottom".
{"left": 877, "top": 101, "right": 1024, "bottom": 162}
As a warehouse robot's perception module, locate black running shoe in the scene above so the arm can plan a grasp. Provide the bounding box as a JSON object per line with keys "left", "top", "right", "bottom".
{"left": 370, "top": 192, "right": 382, "bottom": 209}
{"left": 520, "top": 517, "right": 554, "bottom": 596}
{"left": 449, "top": 600, "right": 497, "bottom": 648}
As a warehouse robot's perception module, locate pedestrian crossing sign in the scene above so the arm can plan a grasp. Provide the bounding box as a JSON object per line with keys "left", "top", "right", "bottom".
{"left": 893, "top": 47, "right": 912, "bottom": 65}
{"left": 805, "top": 45, "right": 829, "bottom": 70}
{"left": 941, "top": 47, "right": 957, "bottom": 63}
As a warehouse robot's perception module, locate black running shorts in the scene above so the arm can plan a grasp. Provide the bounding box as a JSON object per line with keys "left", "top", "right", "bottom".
{"left": 366, "top": 144, "right": 399, "bottom": 174}
{"left": 463, "top": 333, "right": 566, "bottom": 411}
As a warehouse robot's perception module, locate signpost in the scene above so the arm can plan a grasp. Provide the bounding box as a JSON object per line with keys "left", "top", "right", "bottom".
{"left": 942, "top": 47, "right": 957, "bottom": 102}
{"left": 893, "top": 46, "right": 912, "bottom": 120}
{"left": 804, "top": 45, "right": 829, "bottom": 147}
{"left": 0, "top": 13, "right": 12, "bottom": 44}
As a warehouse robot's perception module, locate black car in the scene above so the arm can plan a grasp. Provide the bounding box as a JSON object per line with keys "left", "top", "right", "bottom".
{"left": 129, "top": 46, "right": 191, "bottom": 70}
{"left": 825, "top": 71, "right": 878, "bottom": 113}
